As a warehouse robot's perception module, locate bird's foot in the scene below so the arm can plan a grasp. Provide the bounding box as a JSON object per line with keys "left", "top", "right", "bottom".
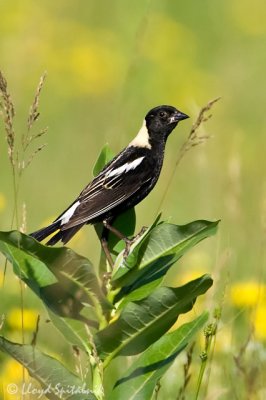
{"left": 132, "top": 226, "right": 148, "bottom": 242}
{"left": 122, "top": 226, "right": 148, "bottom": 260}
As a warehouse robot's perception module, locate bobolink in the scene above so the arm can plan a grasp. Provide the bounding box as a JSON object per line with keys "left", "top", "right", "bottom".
{"left": 30, "top": 105, "right": 188, "bottom": 263}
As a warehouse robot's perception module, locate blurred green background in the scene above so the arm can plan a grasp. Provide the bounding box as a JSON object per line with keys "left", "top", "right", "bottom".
{"left": 0, "top": 0, "right": 266, "bottom": 399}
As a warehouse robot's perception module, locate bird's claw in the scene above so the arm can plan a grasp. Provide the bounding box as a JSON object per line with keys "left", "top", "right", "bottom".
{"left": 122, "top": 226, "right": 148, "bottom": 260}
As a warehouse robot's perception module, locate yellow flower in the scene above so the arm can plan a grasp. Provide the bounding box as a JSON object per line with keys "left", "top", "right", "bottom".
{"left": 230, "top": 282, "right": 266, "bottom": 308}
{"left": 0, "top": 359, "right": 29, "bottom": 400}
{"left": 1, "top": 359, "right": 28, "bottom": 382}
{"left": 0, "top": 193, "right": 6, "bottom": 212}
{"left": 254, "top": 301, "right": 266, "bottom": 340}
{"left": 68, "top": 42, "right": 123, "bottom": 95}
{"left": 6, "top": 308, "right": 38, "bottom": 331}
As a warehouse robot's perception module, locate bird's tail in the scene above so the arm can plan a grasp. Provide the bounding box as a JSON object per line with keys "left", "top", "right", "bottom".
{"left": 30, "top": 221, "right": 61, "bottom": 242}
{"left": 46, "top": 225, "right": 83, "bottom": 245}
{"left": 30, "top": 221, "right": 84, "bottom": 246}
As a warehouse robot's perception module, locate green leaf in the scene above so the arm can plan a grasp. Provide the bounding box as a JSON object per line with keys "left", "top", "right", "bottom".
{"left": 95, "top": 275, "right": 212, "bottom": 363}
{"left": 0, "top": 231, "right": 110, "bottom": 326}
{"left": 108, "top": 312, "right": 208, "bottom": 400}
{"left": 112, "top": 220, "right": 219, "bottom": 303}
{"left": 115, "top": 280, "right": 160, "bottom": 310}
{"left": 47, "top": 310, "right": 92, "bottom": 353}
{"left": 0, "top": 336, "right": 96, "bottom": 400}
{"left": 92, "top": 143, "right": 115, "bottom": 176}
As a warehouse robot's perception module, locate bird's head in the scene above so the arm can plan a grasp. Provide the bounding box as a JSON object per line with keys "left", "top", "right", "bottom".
{"left": 145, "top": 105, "right": 189, "bottom": 143}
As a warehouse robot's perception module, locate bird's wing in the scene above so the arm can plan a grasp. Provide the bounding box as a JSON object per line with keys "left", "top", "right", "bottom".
{"left": 58, "top": 148, "right": 154, "bottom": 229}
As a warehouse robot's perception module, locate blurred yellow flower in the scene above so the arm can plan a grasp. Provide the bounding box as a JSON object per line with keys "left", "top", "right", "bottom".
{"left": 0, "top": 193, "right": 6, "bottom": 212}
{"left": 1, "top": 359, "right": 29, "bottom": 400}
{"left": 1, "top": 359, "right": 28, "bottom": 382}
{"left": 232, "top": 0, "right": 266, "bottom": 36}
{"left": 254, "top": 301, "right": 266, "bottom": 340}
{"left": 230, "top": 281, "right": 266, "bottom": 308}
{"left": 68, "top": 42, "right": 124, "bottom": 95}
{"left": 6, "top": 308, "right": 38, "bottom": 331}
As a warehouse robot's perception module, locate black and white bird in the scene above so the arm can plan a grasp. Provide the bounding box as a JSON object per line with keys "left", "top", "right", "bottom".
{"left": 30, "top": 105, "right": 188, "bottom": 263}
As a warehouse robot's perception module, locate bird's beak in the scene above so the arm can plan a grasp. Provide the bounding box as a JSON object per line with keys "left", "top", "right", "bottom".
{"left": 168, "top": 111, "right": 189, "bottom": 124}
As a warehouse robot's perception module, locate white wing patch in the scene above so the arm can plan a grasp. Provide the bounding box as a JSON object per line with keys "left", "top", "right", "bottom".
{"left": 107, "top": 156, "right": 145, "bottom": 178}
{"left": 129, "top": 120, "right": 151, "bottom": 149}
{"left": 59, "top": 201, "right": 80, "bottom": 225}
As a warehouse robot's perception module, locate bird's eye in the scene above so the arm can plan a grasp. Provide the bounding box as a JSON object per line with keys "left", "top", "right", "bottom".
{"left": 159, "top": 111, "right": 167, "bottom": 118}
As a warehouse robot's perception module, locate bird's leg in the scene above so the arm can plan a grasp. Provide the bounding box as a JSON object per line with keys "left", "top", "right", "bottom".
{"left": 103, "top": 220, "right": 147, "bottom": 259}
{"left": 100, "top": 225, "right": 114, "bottom": 270}
{"left": 100, "top": 237, "right": 114, "bottom": 270}
{"left": 102, "top": 220, "right": 131, "bottom": 259}
{"left": 131, "top": 226, "right": 148, "bottom": 242}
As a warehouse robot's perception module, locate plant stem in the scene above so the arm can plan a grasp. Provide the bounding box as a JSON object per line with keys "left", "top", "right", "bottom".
{"left": 91, "top": 360, "right": 104, "bottom": 400}
{"left": 11, "top": 165, "right": 19, "bottom": 228}
{"left": 85, "top": 325, "right": 105, "bottom": 399}
{"left": 195, "top": 322, "right": 217, "bottom": 400}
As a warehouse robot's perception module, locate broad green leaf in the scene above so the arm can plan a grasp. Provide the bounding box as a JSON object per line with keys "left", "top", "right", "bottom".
{"left": 0, "top": 336, "right": 96, "bottom": 400}
{"left": 47, "top": 310, "right": 92, "bottom": 353}
{"left": 112, "top": 220, "right": 219, "bottom": 303}
{"left": 109, "top": 312, "right": 208, "bottom": 400}
{"left": 0, "top": 231, "right": 110, "bottom": 326}
{"left": 92, "top": 143, "right": 115, "bottom": 176}
{"left": 115, "top": 280, "right": 160, "bottom": 310}
{"left": 95, "top": 275, "right": 212, "bottom": 363}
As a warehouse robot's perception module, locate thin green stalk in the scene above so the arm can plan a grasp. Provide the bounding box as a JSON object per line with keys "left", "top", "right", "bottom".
{"left": 3, "top": 147, "right": 19, "bottom": 283}
{"left": 19, "top": 278, "right": 26, "bottom": 400}
{"left": 195, "top": 321, "right": 217, "bottom": 400}
{"left": 11, "top": 166, "right": 19, "bottom": 228}
{"left": 84, "top": 325, "right": 104, "bottom": 400}
{"left": 91, "top": 360, "right": 104, "bottom": 400}
{"left": 1, "top": 71, "right": 47, "bottom": 400}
